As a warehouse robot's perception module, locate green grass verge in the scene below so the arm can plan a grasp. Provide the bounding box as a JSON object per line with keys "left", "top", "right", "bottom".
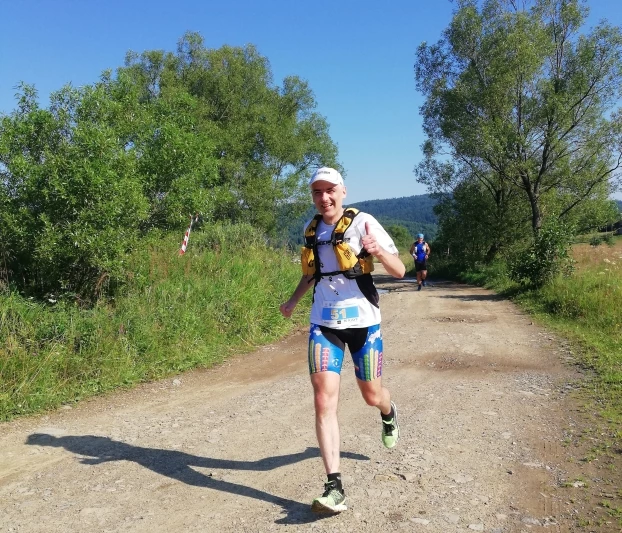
{"left": 448, "top": 250, "right": 622, "bottom": 431}
{"left": 0, "top": 223, "right": 310, "bottom": 421}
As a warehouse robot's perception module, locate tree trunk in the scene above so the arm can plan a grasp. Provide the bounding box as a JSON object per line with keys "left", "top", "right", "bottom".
{"left": 522, "top": 175, "right": 541, "bottom": 236}
{"left": 485, "top": 243, "right": 499, "bottom": 263}
{"left": 530, "top": 197, "right": 542, "bottom": 236}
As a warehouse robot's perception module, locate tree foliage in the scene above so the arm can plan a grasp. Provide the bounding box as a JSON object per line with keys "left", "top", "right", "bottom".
{"left": 385, "top": 224, "right": 414, "bottom": 252}
{"left": 0, "top": 33, "right": 339, "bottom": 298}
{"left": 351, "top": 194, "right": 439, "bottom": 243}
{"left": 415, "top": 0, "right": 622, "bottom": 282}
{"left": 351, "top": 194, "right": 438, "bottom": 224}
{"left": 0, "top": 83, "right": 149, "bottom": 297}
{"left": 122, "top": 34, "right": 338, "bottom": 230}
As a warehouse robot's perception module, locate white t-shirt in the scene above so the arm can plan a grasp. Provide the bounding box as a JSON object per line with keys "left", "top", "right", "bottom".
{"left": 306, "top": 211, "right": 398, "bottom": 329}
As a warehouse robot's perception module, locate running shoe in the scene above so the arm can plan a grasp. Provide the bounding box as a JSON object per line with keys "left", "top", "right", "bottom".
{"left": 311, "top": 480, "right": 347, "bottom": 513}
{"left": 381, "top": 401, "right": 400, "bottom": 449}
{"left": 417, "top": 284, "right": 422, "bottom": 291}
{"left": 422, "top": 279, "right": 427, "bottom": 287}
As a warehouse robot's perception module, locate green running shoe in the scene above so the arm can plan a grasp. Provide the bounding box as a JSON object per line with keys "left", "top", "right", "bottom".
{"left": 381, "top": 401, "right": 400, "bottom": 449}
{"left": 311, "top": 481, "right": 347, "bottom": 513}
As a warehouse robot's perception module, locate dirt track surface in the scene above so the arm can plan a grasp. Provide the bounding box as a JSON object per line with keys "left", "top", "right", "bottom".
{"left": 0, "top": 268, "right": 610, "bottom": 532}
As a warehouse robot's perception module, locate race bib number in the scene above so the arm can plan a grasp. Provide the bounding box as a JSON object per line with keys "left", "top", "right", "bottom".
{"left": 321, "top": 304, "right": 359, "bottom": 326}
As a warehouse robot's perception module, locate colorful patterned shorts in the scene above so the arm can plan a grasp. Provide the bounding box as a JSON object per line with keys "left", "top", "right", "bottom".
{"left": 308, "top": 323, "right": 383, "bottom": 381}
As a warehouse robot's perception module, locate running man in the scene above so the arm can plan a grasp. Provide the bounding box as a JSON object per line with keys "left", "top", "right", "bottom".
{"left": 280, "top": 167, "right": 405, "bottom": 514}
{"left": 410, "top": 233, "right": 430, "bottom": 291}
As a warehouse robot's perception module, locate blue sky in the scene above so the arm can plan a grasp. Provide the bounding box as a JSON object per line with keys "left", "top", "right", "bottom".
{"left": 1, "top": 0, "right": 621, "bottom": 203}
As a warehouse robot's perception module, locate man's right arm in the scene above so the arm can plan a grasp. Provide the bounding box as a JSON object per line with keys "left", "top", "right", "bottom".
{"left": 280, "top": 275, "right": 314, "bottom": 318}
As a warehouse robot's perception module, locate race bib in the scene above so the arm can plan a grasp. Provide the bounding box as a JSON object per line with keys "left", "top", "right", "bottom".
{"left": 321, "top": 304, "right": 360, "bottom": 327}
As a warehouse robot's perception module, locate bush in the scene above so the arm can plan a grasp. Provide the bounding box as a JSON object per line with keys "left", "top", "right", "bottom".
{"left": 386, "top": 224, "right": 414, "bottom": 253}
{"left": 191, "top": 221, "right": 266, "bottom": 252}
{"left": 0, "top": 84, "right": 149, "bottom": 300}
{"left": 509, "top": 222, "right": 574, "bottom": 287}
{"left": 590, "top": 235, "right": 603, "bottom": 247}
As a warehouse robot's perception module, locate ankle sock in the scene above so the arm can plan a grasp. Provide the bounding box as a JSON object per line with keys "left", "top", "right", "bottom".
{"left": 327, "top": 472, "right": 343, "bottom": 492}
{"left": 381, "top": 407, "right": 395, "bottom": 422}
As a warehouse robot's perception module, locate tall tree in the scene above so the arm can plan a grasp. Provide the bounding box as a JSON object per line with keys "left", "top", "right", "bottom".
{"left": 122, "top": 33, "right": 339, "bottom": 231}
{"left": 0, "top": 33, "right": 339, "bottom": 297}
{"left": 415, "top": 0, "right": 622, "bottom": 248}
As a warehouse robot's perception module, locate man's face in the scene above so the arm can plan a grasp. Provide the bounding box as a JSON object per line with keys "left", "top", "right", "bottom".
{"left": 418, "top": 237, "right": 424, "bottom": 243}
{"left": 311, "top": 181, "right": 347, "bottom": 224}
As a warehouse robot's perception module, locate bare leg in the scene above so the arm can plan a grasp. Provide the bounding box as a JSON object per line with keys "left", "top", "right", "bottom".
{"left": 356, "top": 377, "right": 391, "bottom": 415}
{"left": 311, "top": 372, "right": 341, "bottom": 474}
{"left": 357, "top": 377, "right": 399, "bottom": 449}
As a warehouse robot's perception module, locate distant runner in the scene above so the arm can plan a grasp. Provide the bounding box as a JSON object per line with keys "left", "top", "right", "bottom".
{"left": 410, "top": 233, "right": 430, "bottom": 291}
{"left": 280, "top": 167, "right": 406, "bottom": 514}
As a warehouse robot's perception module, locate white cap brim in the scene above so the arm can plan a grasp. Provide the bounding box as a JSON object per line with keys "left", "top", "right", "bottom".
{"left": 309, "top": 167, "right": 343, "bottom": 187}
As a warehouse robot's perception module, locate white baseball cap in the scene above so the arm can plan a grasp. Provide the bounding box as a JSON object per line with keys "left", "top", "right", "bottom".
{"left": 309, "top": 167, "right": 344, "bottom": 187}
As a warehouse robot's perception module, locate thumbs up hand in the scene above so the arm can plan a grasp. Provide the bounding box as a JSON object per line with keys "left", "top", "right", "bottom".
{"left": 361, "top": 221, "right": 381, "bottom": 257}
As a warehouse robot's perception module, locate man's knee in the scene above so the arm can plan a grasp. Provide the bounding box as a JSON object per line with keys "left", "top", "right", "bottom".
{"left": 314, "top": 391, "right": 336, "bottom": 413}
{"left": 360, "top": 386, "right": 383, "bottom": 407}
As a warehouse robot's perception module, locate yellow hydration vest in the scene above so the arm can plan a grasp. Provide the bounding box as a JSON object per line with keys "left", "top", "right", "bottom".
{"left": 301, "top": 208, "right": 375, "bottom": 280}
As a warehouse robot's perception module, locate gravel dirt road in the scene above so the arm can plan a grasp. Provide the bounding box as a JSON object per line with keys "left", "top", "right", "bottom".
{"left": 1, "top": 267, "right": 619, "bottom": 532}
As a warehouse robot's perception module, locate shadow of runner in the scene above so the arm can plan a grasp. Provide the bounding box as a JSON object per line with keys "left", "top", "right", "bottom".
{"left": 26, "top": 433, "right": 369, "bottom": 524}
{"left": 372, "top": 274, "right": 424, "bottom": 292}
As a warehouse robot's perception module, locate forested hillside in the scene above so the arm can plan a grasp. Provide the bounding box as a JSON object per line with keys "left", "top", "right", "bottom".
{"left": 350, "top": 194, "right": 438, "bottom": 241}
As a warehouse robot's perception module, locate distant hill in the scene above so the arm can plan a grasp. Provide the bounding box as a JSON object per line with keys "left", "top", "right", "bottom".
{"left": 350, "top": 194, "right": 438, "bottom": 241}
{"left": 280, "top": 194, "right": 438, "bottom": 247}
{"left": 617, "top": 199, "right": 622, "bottom": 211}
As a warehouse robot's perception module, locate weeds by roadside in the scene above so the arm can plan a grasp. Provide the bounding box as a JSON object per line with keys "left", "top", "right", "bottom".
{"left": 0, "top": 223, "right": 310, "bottom": 421}
{"left": 438, "top": 236, "right": 622, "bottom": 530}
{"left": 443, "top": 237, "right": 622, "bottom": 425}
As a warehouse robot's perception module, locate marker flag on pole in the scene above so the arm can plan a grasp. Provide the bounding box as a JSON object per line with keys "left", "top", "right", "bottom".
{"left": 179, "top": 214, "right": 199, "bottom": 255}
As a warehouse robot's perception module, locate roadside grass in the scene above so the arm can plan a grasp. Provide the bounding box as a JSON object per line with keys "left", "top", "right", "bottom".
{"left": 448, "top": 236, "right": 622, "bottom": 529}
{"left": 399, "top": 251, "right": 415, "bottom": 272}
{"left": 445, "top": 236, "right": 622, "bottom": 428}
{"left": 520, "top": 238, "right": 621, "bottom": 430}
{"left": 0, "top": 223, "right": 310, "bottom": 421}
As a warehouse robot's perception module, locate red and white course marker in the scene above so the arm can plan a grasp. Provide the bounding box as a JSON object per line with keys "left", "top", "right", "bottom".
{"left": 179, "top": 214, "right": 199, "bottom": 255}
